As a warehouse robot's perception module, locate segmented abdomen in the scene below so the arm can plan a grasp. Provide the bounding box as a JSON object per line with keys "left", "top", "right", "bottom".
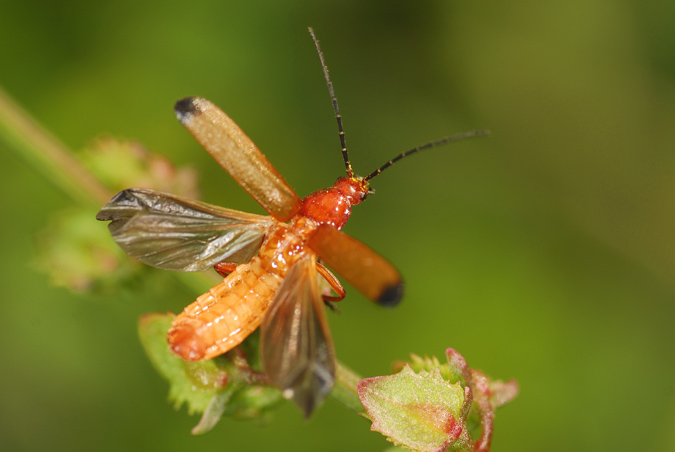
{"left": 167, "top": 220, "right": 313, "bottom": 361}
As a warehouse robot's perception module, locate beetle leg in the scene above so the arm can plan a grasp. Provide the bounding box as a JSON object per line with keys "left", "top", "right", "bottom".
{"left": 214, "top": 261, "right": 239, "bottom": 278}
{"left": 316, "top": 261, "right": 346, "bottom": 302}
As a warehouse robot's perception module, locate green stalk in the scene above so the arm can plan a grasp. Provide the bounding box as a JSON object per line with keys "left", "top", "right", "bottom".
{"left": 0, "top": 86, "right": 112, "bottom": 207}
{"left": 332, "top": 361, "right": 366, "bottom": 415}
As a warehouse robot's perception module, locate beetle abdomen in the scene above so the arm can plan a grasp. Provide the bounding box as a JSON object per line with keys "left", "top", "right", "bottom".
{"left": 168, "top": 256, "right": 283, "bottom": 361}
{"left": 167, "top": 221, "right": 314, "bottom": 361}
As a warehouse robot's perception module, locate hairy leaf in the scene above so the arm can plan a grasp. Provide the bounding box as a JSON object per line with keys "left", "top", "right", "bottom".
{"left": 358, "top": 365, "right": 466, "bottom": 452}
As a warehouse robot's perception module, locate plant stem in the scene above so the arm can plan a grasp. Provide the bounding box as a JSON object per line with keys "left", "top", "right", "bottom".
{"left": 0, "top": 86, "right": 112, "bottom": 207}
{"left": 331, "top": 361, "right": 366, "bottom": 415}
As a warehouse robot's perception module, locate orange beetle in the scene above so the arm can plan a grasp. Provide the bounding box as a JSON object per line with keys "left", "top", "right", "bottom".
{"left": 96, "top": 28, "right": 486, "bottom": 417}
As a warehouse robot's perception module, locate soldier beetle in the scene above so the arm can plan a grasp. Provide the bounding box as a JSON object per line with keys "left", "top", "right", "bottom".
{"left": 97, "top": 28, "right": 487, "bottom": 417}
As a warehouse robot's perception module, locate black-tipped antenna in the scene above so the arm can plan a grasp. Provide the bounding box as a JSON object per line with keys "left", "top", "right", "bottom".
{"left": 364, "top": 129, "right": 490, "bottom": 182}
{"left": 309, "top": 27, "right": 354, "bottom": 178}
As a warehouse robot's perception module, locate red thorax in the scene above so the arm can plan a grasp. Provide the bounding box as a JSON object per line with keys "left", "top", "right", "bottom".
{"left": 298, "top": 176, "right": 369, "bottom": 230}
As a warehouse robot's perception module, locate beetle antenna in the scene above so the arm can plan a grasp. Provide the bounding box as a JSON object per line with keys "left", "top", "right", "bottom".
{"left": 309, "top": 27, "right": 354, "bottom": 178}
{"left": 364, "top": 129, "right": 490, "bottom": 182}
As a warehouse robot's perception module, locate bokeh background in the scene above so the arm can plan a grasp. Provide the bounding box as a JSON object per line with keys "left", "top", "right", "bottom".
{"left": 2, "top": 1, "right": 674, "bottom": 451}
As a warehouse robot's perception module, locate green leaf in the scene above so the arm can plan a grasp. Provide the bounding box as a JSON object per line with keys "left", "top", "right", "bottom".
{"left": 222, "top": 384, "right": 283, "bottom": 421}
{"left": 138, "top": 313, "right": 225, "bottom": 415}
{"left": 35, "top": 208, "right": 127, "bottom": 292}
{"left": 137, "top": 313, "right": 284, "bottom": 433}
{"left": 81, "top": 137, "right": 199, "bottom": 198}
{"left": 191, "top": 384, "right": 241, "bottom": 435}
{"left": 444, "top": 348, "right": 518, "bottom": 451}
{"left": 358, "top": 365, "right": 467, "bottom": 452}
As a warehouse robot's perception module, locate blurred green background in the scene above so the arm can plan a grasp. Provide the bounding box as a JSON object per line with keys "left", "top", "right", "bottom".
{"left": 2, "top": 1, "right": 675, "bottom": 451}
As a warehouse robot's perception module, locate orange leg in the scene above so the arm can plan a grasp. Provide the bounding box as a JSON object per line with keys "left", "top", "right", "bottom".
{"left": 316, "top": 261, "right": 345, "bottom": 302}
{"left": 214, "top": 261, "right": 239, "bottom": 278}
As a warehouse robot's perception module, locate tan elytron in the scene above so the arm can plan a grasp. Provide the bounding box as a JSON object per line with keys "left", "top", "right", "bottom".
{"left": 168, "top": 218, "right": 318, "bottom": 361}
{"left": 175, "top": 97, "right": 301, "bottom": 222}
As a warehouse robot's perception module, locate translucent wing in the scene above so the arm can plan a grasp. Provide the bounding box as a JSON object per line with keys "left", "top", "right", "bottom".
{"left": 260, "top": 253, "right": 335, "bottom": 417}
{"left": 307, "top": 224, "right": 404, "bottom": 306}
{"left": 174, "top": 97, "right": 302, "bottom": 222}
{"left": 96, "top": 188, "right": 274, "bottom": 271}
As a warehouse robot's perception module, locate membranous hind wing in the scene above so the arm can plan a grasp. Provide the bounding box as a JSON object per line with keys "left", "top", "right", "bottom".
{"left": 96, "top": 188, "right": 274, "bottom": 271}
{"left": 260, "top": 253, "right": 335, "bottom": 418}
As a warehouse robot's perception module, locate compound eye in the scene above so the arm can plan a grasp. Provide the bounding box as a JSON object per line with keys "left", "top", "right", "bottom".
{"left": 360, "top": 191, "right": 368, "bottom": 201}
